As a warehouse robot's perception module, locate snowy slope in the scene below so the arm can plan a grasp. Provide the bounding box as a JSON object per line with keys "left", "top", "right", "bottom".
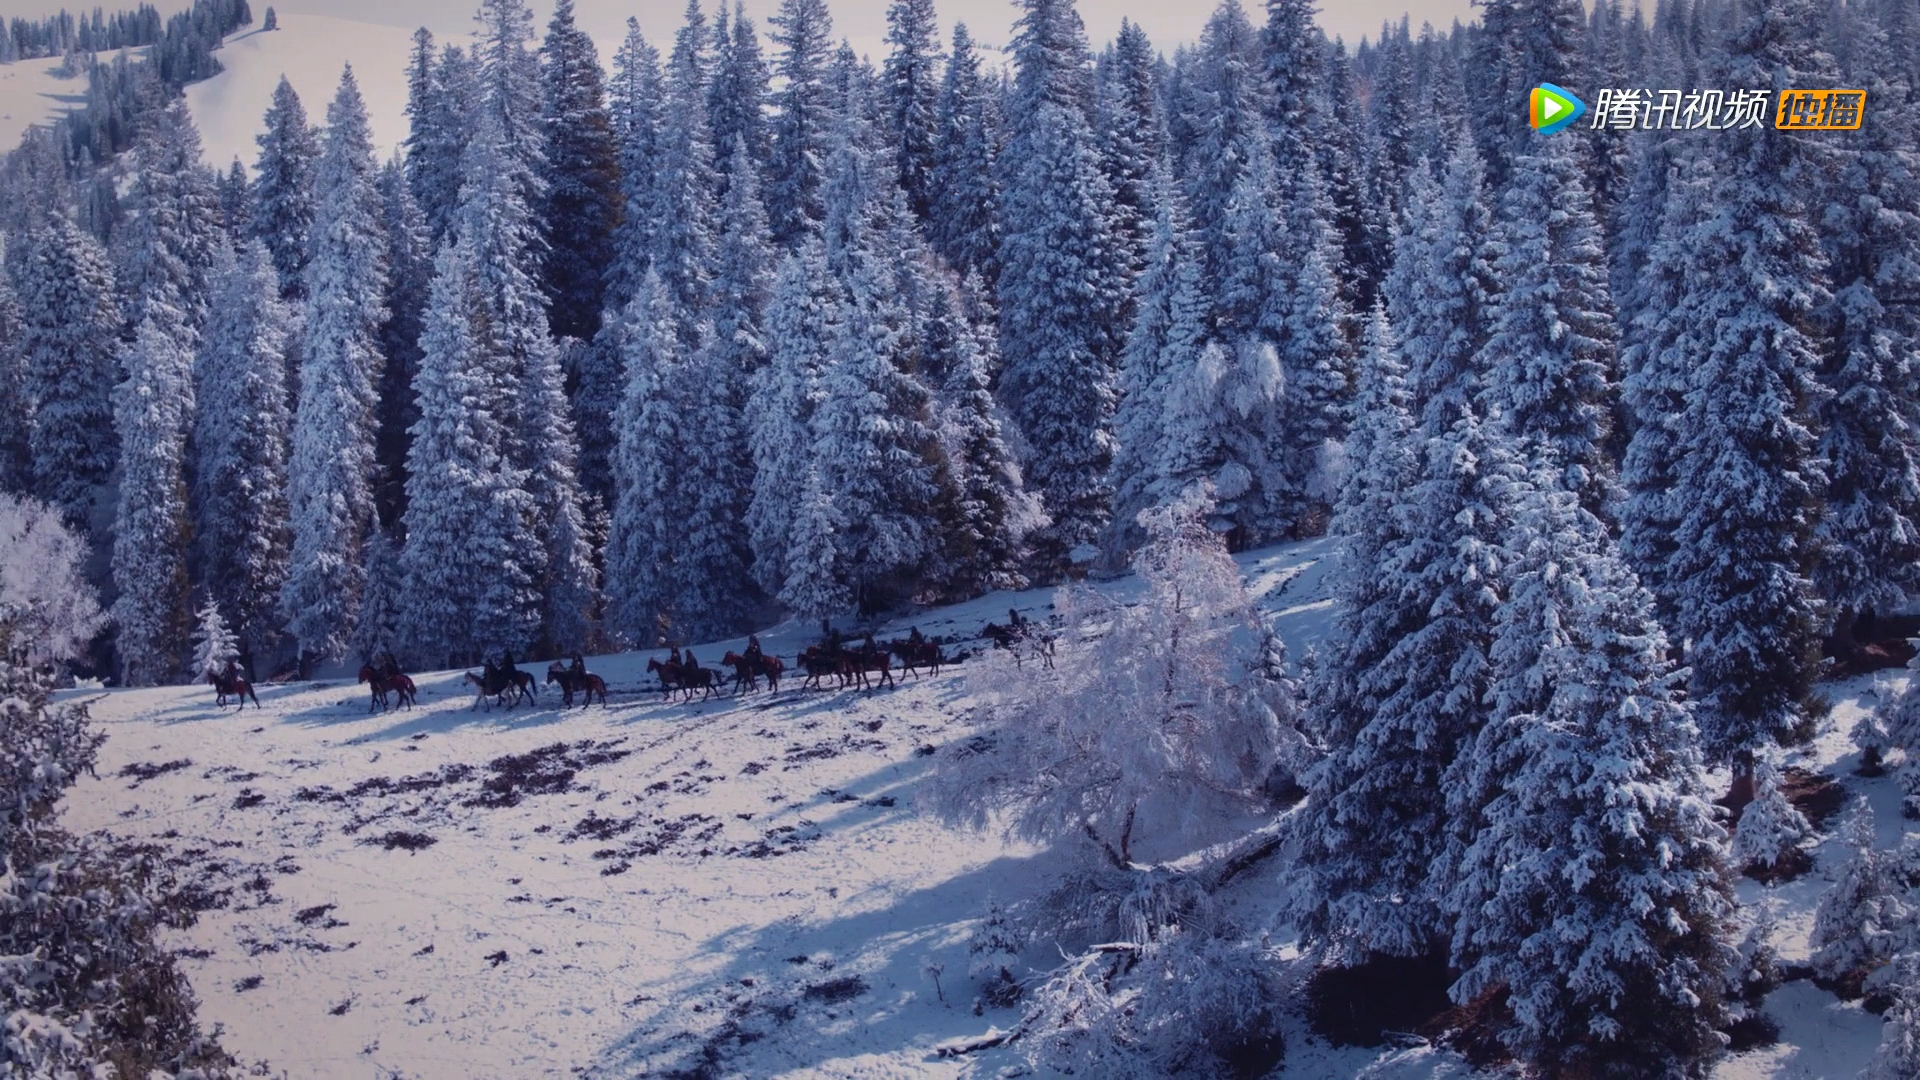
{"left": 55, "top": 536, "right": 1903, "bottom": 1078}
{"left": 184, "top": 14, "right": 417, "bottom": 172}
{"left": 0, "top": 51, "right": 111, "bottom": 152}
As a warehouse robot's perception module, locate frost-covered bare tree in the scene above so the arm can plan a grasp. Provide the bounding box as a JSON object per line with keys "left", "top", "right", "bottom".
{"left": 0, "top": 492, "right": 106, "bottom": 665}
{"left": 925, "top": 491, "right": 1303, "bottom": 1074}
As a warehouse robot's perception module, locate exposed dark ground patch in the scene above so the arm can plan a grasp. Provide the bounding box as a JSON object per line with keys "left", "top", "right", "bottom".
{"left": 471, "top": 740, "right": 631, "bottom": 808}
{"left": 360, "top": 830, "right": 437, "bottom": 852}
{"left": 120, "top": 758, "right": 193, "bottom": 786}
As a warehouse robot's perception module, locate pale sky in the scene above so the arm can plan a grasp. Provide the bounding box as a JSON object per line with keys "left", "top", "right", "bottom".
{"left": 0, "top": 0, "right": 1482, "bottom": 61}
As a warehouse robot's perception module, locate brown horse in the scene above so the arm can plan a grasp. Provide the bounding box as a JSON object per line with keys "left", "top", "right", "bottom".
{"left": 797, "top": 648, "right": 841, "bottom": 690}
{"left": 891, "top": 638, "right": 944, "bottom": 678}
{"left": 464, "top": 668, "right": 523, "bottom": 711}
{"left": 841, "top": 648, "right": 895, "bottom": 691}
{"left": 721, "top": 651, "right": 784, "bottom": 693}
{"left": 546, "top": 662, "right": 607, "bottom": 708}
{"left": 357, "top": 665, "right": 417, "bottom": 712}
{"left": 647, "top": 657, "right": 721, "bottom": 702}
{"left": 206, "top": 668, "right": 260, "bottom": 709}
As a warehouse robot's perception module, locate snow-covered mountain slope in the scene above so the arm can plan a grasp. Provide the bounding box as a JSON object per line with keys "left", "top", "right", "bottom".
{"left": 0, "top": 51, "right": 105, "bottom": 152}
{"left": 184, "top": 14, "right": 417, "bottom": 171}
{"left": 55, "top": 537, "right": 1902, "bottom": 1078}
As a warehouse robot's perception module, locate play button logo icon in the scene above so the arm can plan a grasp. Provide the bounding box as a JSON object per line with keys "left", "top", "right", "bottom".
{"left": 1529, "top": 83, "right": 1588, "bottom": 134}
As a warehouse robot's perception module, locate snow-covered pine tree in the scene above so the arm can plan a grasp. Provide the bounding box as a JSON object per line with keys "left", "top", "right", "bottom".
{"left": 117, "top": 96, "right": 222, "bottom": 351}
{"left": 111, "top": 318, "right": 193, "bottom": 686}
{"left": 192, "top": 240, "right": 291, "bottom": 657}
{"left": 883, "top": 0, "right": 942, "bottom": 221}
{"left": 350, "top": 526, "right": 404, "bottom": 667}
{"left": 1480, "top": 134, "right": 1620, "bottom": 518}
{"left": 538, "top": 0, "right": 619, "bottom": 343}
{"left": 1307, "top": 304, "right": 1419, "bottom": 755}
{"left": 1814, "top": 8, "right": 1920, "bottom": 648}
{"left": 375, "top": 158, "right": 430, "bottom": 529}
{"left": 456, "top": 94, "right": 596, "bottom": 657}
{"left": 650, "top": 0, "right": 717, "bottom": 323}
{"left": 927, "top": 22, "right": 999, "bottom": 280}
{"left": 605, "top": 18, "right": 666, "bottom": 312}
{"left": 474, "top": 0, "right": 548, "bottom": 222}
{"left": 190, "top": 596, "right": 238, "bottom": 678}
{"left": 1180, "top": 0, "right": 1271, "bottom": 297}
{"left": 767, "top": 0, "right": 835, "bottom": 246}
{"left": 0, "top": 272, "right": 26, "bottom": 495}
{"left": 606, "top": 272, "right": 682, "bottom": 646}
{"left": 406, "top": 37, "right": 478, "bottom": 250}
{"left": 778, "top": 462, "right": 851, "bottom": 620}
{"left": 19, "top": 215, "right": 121, "bottom": 529}
{"left": 1808, "top": 812, "right": 1913, "bottom": 984}
{"left": 806, "top": 132, "right": 941, "bottom": 610}
{"left": 933, "top": 277, "right": 1043, "bottom": 597}
{"left": 1389, "top": 135, "right": 1502, "bottom": 439}
{"left": 1292, "top": 397, "right": 1521, "bottom": 960}
{"left": 1261, "top": 0, "right": 1320, "bottom": 176}
{"left": 1268, "top": 154, "right": 1354, "bottom": 538}
{"left": 399, "top": 237, "right": 538, "bottom": 667}
{"left": 707, "top": 2, "right": 770, "bottom": 192}
{"left": 218, "top": 158, "right": 252, "bottom": 246}
{"left": 1094, "top": 19, "right": 1160, "bottom": 290}
{"left": 284, "top": 66, "right": 389, "bottom": 667}
{"left": 1869, "top": 954, "right": 1920, "bottom": 1080}
{"left": 251, "top": 75, "right": 318, "bottom": 298}
{"left": 1730, "top": 758, "right": 1814, "bottom": 875}
{"left": 999, "top": 0, "right": 1123, "bottom": 561}
{"left": 1617, "top": 152, "right": 1710, "bottom": 621}
{"left": 747, "top": 238, "right": 840, "bottom": 598}
{"left": 1109, "top": 174, "right": 1208, "bottom": 557}
{"left": 1445, "top": 468, "right": 1735, "bottom": 1074}
{"left": 1664, "top": 0, "right": 1833, "bottom": 762}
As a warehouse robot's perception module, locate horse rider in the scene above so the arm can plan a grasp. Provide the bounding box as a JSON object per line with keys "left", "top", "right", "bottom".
{"left": 669, "top": 646, "right": 683, "bottom": 670}
{"left": 220, "top": 658, "right": 239, "bottom": 684}
{"left": 861, "top": 631, "right": 878, "bottom": 657}
{"left": 500, "top": 650, "right": 518, "bottom": 680}
{"left": 379, "top": 651, "right": 401, "bottom": 680}
{"left": 683, "top": 649, "right": 701, "bottom": 679}
{"left": 569, "top": 654, "right": 586, "bottom": 681}
{"left": 1008, "top": 608, "right": 1027, "bottom": 632}
{"left": 744, "top": 634, "right": 764, "bottom": 667}
{"left": 908, "top": 626, "right": 924, "bottom": 647}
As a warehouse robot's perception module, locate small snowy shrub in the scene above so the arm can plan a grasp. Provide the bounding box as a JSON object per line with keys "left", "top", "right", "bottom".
{"left": 191, "top": 598, "right": 239, "bottom": 679}
{"left": 1869, "top": 953, "right": 1920, "bottom": 1080}
{"left": 0, "top": 492, "right": 106, "bottom": 664}
{"left": 1731, "top": 760, "right": 1814, "bottom": 878}
{"left": 1809, "top": 811, "right": 1916, "bottom": 986}
{"left": 968, "top": 899, "right": 1024, "bottom": 1010}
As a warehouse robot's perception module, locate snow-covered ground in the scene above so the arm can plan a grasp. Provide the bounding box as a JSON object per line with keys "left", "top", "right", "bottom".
{"left": 56, "top": 537, "right": 1904, "bottom": 1078}
{"left": 0, "top": 51, "right": 107, "bottom": 152}
{"left": 183, "top": 14, "right": 418, "bottom": 171}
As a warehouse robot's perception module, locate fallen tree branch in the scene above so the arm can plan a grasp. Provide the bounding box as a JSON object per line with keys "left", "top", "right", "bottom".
{"left": 933, "top": 1022, "right": 1029, "bottom": 1058}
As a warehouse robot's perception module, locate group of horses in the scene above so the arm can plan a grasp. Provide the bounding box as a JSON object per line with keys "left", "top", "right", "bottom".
{"left": 201, "top": 611, "right": 1057, "bottom": 714}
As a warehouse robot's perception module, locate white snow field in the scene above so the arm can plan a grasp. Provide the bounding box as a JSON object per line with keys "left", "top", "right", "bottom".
{"left": 0, "top": 50, "right": 109, "bottom": 151}
{"left": 57, "top": 537, "right": 1900, "bottom": 1078}
{"left": 183, "top": 13, "right": 417, "bottom": 171}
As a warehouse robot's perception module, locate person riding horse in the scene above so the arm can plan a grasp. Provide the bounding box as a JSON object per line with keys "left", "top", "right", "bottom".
{"left": 569, "top": 654, "right": 586, "bottom": 681}
{"left": 500, "top": 650, "right": 519, "bottom": 681}
{"left": 744, "top": 635, "right": 763, "bottom": 666}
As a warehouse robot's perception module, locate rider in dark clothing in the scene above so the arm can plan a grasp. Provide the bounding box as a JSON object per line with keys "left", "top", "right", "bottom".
{"left": 1008, "top": 608, "right": 1027, "bottom": 630}
{"left": 861, "top": 632, "right": 877, "bottom": 656}
{"left": 744, "top": 635, "right": 763, "bottom": 665}
{"left": 500, "top": 651, "right": 518, "bottom": 678}
{"left": 684, "top": 649, "right": 700, "bottom": 675}
{"left": 669, "top": 647, "right": 683, "bottom": 668}
{"left": 569, "top": 654, "right": 586, "bottom": 680}
{"left": 380, "top": 651, "right": 400, "bottom": 679}
{"left": 908, "top": 627, "right": 924, "bottom": 646}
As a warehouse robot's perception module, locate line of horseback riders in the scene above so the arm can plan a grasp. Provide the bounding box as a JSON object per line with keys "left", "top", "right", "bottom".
{"left": 207, "top": 607, "right": 1052, "bottom": 715}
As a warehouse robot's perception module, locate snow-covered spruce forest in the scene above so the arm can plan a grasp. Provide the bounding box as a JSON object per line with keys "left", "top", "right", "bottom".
{"left": 10, "top": 0, "right": 1920, "bottom": 1074}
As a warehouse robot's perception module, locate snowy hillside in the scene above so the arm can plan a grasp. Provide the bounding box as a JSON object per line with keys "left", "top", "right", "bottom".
{"left": 0, "top": 51, "right": 111, "bottom": 151}
{"left": 184, "top": 14, "right": 417, "bottom": 170}
{"left": 55, "top": 538, "right": 1903, "bottom": 1078}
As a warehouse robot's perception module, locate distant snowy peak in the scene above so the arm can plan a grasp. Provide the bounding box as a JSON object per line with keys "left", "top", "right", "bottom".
{"left": 184, "top": 13, "right": 416, "bottom": 172}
